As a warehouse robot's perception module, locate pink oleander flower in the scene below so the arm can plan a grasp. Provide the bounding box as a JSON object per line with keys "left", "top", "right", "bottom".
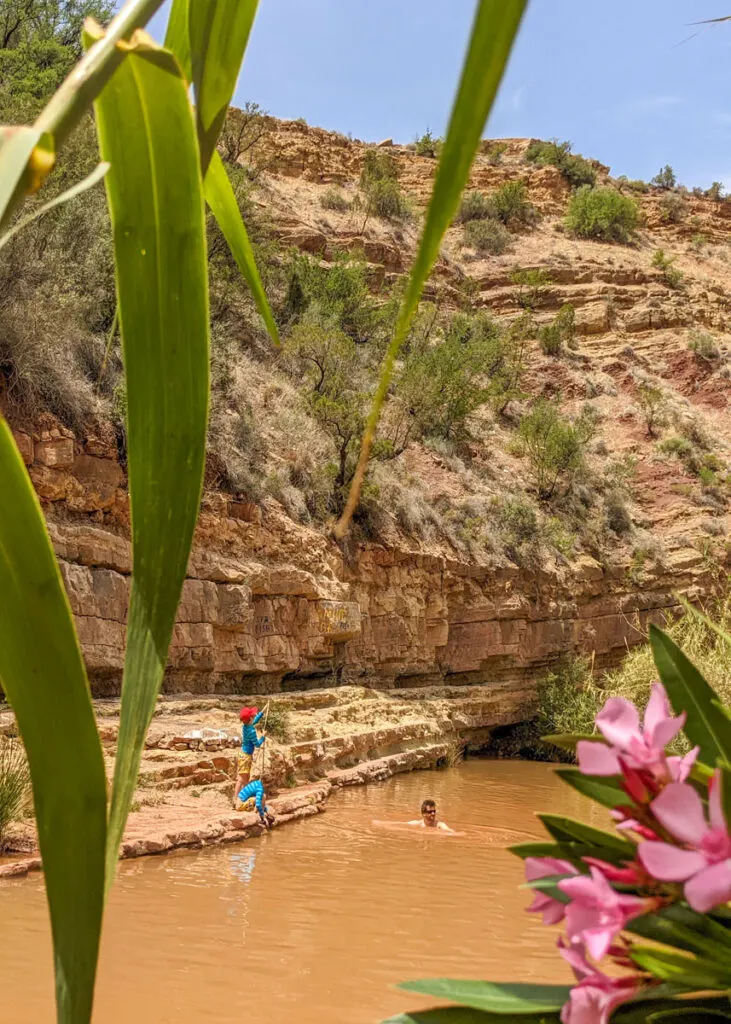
{"left": 558, "top": 866, "right": 646, "bottom": 960}
{"left": 525, "top": 857, "right": 577, "bottom": 925}
{"left": 559, "top": 940, "right": 639, "bottom": 1024}
{"left": 639, "top": 771, "right": 731, "bottom": 912}
{"left": 577, "top": 682, "right": 698, "bottom": 784}
{"left": 582, "top": 857, "right": 645, "bottom": 886}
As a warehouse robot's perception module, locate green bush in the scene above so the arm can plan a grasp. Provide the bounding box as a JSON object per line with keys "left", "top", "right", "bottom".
{"left": 414, "top": 129, "right": 441, "bottom": 158}
{"left": 457, "top": 189, "right": 493, "bottom": 223}
{"left": 659, "top": 192, "right": 687, "bottom": 224}
{"left": 0, "top": 740, "right": 30, "bottom": 848}
{"left": 688, "top": 329, "right": 721, "bottom": 361}
{"left": 320, "top": 187, "right": 350, "bottom": 212}
{"left": 658, "top": 435, "right": 693, "bottom": 459}
{"left": 651, "top": 249, "right": 683, "bottom": 289}
{"left": 517, "top": 400, "right": 594, "bottom": 500}
{"left": 565, "top": 185, "right": 640, "bottom": 243}
{"left": 494, "top": 495, "right": 538, "bottom": 557}
{"left": 397, "top": 312, "right": 503, "bottom": 438}
{"left": 707, "top": 181, "right": 725, "bottom": 202}
{"left": 636, "top": 382, "right": 667, "bottom": 438}
{"left": 463, "top": 217, "right": 511, "bottom": 254}
{"left": 489, "top": 179, "right": 536, "bottom": 227}
{"left": 511, "top": 267, "right": 551, "bottom": 309}
{"left": 525, "top": 139, "right": 596, "bottom": 188}
{"left": 359, "top": 149, "right": 409, "bottom": 220}
{"left": 605, "top": 492, "right": 633, "bottom": 534}
{"left": 617, "top": 175, "right": 649, "bottom": 193}
{"left": 538, "top": 303, "right": 576, "bottom": 356}
{"left": 282, "top": 251, "right": 377, "bottom": 342}
{"left": 652, "top": 164, "right": 677, "bottom": 189}
{"left": 485, "top": 141, "right": 507, "bottom": 164}
{"left": 264, "top": 704, "right": 290, "bottom": 742}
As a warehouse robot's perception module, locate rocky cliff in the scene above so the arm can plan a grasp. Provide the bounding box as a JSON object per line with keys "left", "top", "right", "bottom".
{"left": 6, "top": 117, "right": 731, "bottom": 700}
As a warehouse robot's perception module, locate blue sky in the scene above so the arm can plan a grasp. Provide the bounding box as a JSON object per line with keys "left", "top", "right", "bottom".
{"left": 143, "top": 1, "right": 731, "bottom": 189}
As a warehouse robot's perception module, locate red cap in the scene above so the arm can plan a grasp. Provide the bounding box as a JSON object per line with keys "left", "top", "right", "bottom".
{"left": 240, "top": 706, "right": 258, "bottom": 722}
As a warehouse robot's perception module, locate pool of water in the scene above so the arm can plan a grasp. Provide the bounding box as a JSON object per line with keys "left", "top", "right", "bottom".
{"left": 0, "top": 760, "right": 605, "bottom": 1023}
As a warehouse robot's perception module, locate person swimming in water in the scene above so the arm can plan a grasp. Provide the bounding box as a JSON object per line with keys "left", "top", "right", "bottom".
{"left": 406, "top": 798, "right": 457, "bottom": 834}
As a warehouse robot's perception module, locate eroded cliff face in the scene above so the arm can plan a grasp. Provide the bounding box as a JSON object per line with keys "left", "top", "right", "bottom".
{"left": 7, "top": 118, "right": 731, "bottom": 700}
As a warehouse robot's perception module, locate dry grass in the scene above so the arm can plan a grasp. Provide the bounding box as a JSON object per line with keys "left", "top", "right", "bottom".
{"left": 0, "top": 739, "right": 31, "bottom": 848}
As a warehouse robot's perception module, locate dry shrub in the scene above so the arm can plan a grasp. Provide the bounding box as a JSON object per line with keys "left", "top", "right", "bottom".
{"left": 0, "top": 739, "right": 31, "bottom": 848}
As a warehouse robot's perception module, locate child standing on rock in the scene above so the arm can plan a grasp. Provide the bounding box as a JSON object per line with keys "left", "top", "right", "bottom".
{"left": 233, "top": 706, "right": 266, "bottom": 809}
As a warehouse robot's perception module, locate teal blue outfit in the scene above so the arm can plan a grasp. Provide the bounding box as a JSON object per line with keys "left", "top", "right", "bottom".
{"left": 242, "top": 710, "right": 265, "bottom": 755}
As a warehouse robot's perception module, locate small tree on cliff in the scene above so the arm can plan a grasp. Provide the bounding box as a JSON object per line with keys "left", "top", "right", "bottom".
{"left": 516, "top": 400, "right": 595, "bottom": 500}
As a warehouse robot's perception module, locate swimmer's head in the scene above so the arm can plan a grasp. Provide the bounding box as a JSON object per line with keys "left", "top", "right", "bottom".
{"left": 240, "top": 706, "right": 258, "bottom": 723}
{"left": 421, "top": 799, "right": 437, "bottom": 825}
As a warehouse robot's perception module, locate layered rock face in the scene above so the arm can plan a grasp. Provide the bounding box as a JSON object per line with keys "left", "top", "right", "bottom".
{"left": 7, "top": 119, "right": 731, "bottom": 699}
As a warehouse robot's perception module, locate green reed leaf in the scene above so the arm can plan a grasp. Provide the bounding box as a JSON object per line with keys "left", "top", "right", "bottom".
{"left": 204, "top": 150, "right": 279, "bottom": 343}
{"left": 0, "top": 125, "right": 43, "bottom": 227}
{"left": 165, "top": 0, "right": 278, "bottom": 344}
{"left": 650, "top": 624, "right": 731, "bottom": 765}
{"left": 384, "top": 1011, "right": 561, "bottom": 1024}
{"left": 555, "top": 767, "right": 627, "bottom": 809}
{"left": 88, "top": 30, "right": 209, "bottom": 892}
{"left": 0, "top": 419, "right": 107, "bottom": 1023}
{"left": 334, "top": 0, "right": 528, "bottom": 536}
{"left": 538, "top": 814, "right": 635, "bottom": 854}
{"left": 399, "top": 981, "right": 571, "bottom": 1015}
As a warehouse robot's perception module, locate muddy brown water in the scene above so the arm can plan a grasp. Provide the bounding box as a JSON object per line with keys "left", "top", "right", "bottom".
{"left": 1, "top": 760, "right": 608, "bottom": 1023}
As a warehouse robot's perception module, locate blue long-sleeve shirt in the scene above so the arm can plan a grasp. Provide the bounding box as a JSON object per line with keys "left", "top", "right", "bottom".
{"left": 238, "top": 778, "right": 267, "bottom": 814}
{"left": 241, "top": 710, "right": 265, "bottom": 754}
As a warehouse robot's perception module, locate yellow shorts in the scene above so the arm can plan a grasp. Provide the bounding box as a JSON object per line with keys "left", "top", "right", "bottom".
{"left": 236, "top": 797, "right": 256, "bottom": 813}
{"left": 237, "top": 752, "right": 252, "bottom": 776}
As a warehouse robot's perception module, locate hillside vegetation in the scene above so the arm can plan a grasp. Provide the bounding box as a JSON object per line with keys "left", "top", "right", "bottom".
{"left": 2, "top": 34, "right": 731, "bottom": 581}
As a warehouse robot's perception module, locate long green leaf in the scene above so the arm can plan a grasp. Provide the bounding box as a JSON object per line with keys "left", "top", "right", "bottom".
{"left": 165, "top": 0, "right": 279, "bottom": 345}
{"left": 384, "top": 1011, "right": 560, "bottom": 1024}
{"left": 189, "top": 0, "right": 258, "bottom": 173}
{"left": 631, "top": 948, "right": 731, "bottom": 990}
{"left": 554, "top": 767, "right": 627, "bottom": 809}
{"left": 647, "top": 1012, "right": 731, "bottom": 1023}
{"left": 0, "top": 419, "right": 107, "bottom": 1023}
{"left": 541, "top": 732, "right": 603, "bottom": 753}
{"left": 88, "top": 30, "right": 210, "bottom": 891}
{"left": 334, "top": 0, "right": 528, "bottom": 536}
{"left": 0, "top": 162, "right": 109, "bottom": 253}
{"left": 399, "top": 982, "right": 571, "bottom": 1015}
{"left": 537, "top": 814, "right": 635, "bottom": 854}
{"left": 650, "top": 625, "right": 731, "bottom": 764}
{"left": 204, "top": 150, "right": 279, "bottom": 343}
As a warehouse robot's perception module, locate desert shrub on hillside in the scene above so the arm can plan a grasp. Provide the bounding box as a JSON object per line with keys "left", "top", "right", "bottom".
{"left": 457, "top": 189, "right": 493, "bottom": 223}
{"left": 525, "top": 139, "right": 596, "bottom": 188}
{"left": 359, "top": 149, "right": 409, "bottom": 221}
{"left": 516, "top": 400, "right": 595, "bottom": 500}
{"left": 414, "top": 129, "right": 441, "bottom": 157}
{"left": 538, "top": 303, "right": 576, "bottom": 356}
{"left": 320, "top": 187, "right": 350, "bottom": 212}
{"left": 605, "top": 491, "right": 633, "bottom": 534}
{"left": 707, "top": 181, "right": 725, "bottom": 202}
{"left": 485, "top": 141, "right": 508, "bottom": 164}
{"left": 651, "top": 249, "right": 683, "bottom": 289}
{"left": 397, "top": 311, "right": 512, "bottom": 439}
{"left": 651, "top": 164, "right": 677, "bottom": 189}
{"left": 511, "top": 267, "right": 551, "bottom": 309}
{"left": 565, "top": 185, "right": 639, "bottom": 243}
{"left": 688, "top": 329, "right": 721, "bottom": 362}
{"left": 616, "top": 176, "right": 649, "bottom": 193}
{"left": 282, "top": 251, "right": 380, "bottom": 343}
{"left": 636, "top": 382, "right": 667, "bottom": 438}
{"left": 463, "top": 217, "right": 511, "bottom": 254}
{"left": 493, "top": 495, "right": 538, "bottom": 559}
{"left": 659, "top": 192, "right": 687, "bottom": 224}
{"left": 489, "top": 179, "right": 536, "bottom": 228}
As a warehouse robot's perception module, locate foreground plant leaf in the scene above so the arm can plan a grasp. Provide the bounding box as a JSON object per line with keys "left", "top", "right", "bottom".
{"left": 204, "top": 151, "right": 279, "bottom": 343}
{"left": 88, "top": 27, "right": 210, "bottom": 891}
{"left": 631, "top": 947, "right": 731, "bottom": 990}
{"left": 399, "top": 981, "right": 571, "bottom": 1015}
{"left": 384, "top": 1010, "right": 560, "bottom": 1024}
{"left": 165, "top": 0, "right": 279, "bottom": 345}
{"left": 650, "top": 624, "right": 731, "bottom": 765}
{"left": 0, "top": 419, "right": 107, "bottom": 1023}
{"left": 334, "top": 0, "right": 528, "bottom": 536}
{"left": 554, "top": 767, "right": 626, "bottom": 809}
{"left": 538, "top": 814, "right": 635, "bottom": 854}
{"left": 0, "top": 126, "right": 44, "bottom": 227}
